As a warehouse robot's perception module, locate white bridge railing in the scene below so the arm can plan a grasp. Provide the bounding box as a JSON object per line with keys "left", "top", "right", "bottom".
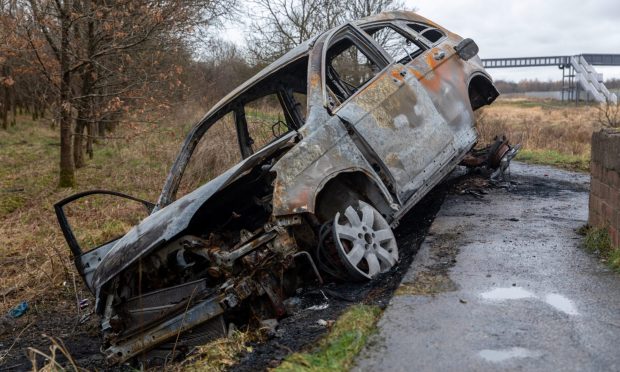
{"left": 571, "top": 56, "right": 617, "bottom": 103}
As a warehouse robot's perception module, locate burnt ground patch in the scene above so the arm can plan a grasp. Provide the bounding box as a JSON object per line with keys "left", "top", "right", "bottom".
{"left": 509, "top": 174, "right": 589, "bottom": 197}
{"left": 0, "top": 299, "right": 120, "bottom": 372}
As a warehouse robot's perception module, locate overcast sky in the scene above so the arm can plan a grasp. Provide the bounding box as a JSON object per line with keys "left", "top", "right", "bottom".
{"left": 223, "top": 0, "right": 620, "bottom": 82}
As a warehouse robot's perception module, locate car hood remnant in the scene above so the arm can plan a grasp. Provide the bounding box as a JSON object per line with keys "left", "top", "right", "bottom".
{"left": 55, "top": 10, "right": 511, "bottom": 366}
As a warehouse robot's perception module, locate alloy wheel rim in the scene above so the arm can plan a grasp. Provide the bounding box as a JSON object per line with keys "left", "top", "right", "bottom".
{"left": 333, "top": 201, "right": 398, "bottom": 280}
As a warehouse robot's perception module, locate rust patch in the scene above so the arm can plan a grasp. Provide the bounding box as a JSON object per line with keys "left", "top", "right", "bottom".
{"left": 385, "top": 153, "right": 404, "bottom": 169}
{"left": 310, "top": 73, "right": 321, "bottom": 89}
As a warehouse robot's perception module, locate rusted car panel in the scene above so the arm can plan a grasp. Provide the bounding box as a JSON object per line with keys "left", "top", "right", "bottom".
{"left": 271, "top": 113, "right": 396, "bottom": 216}
{"left": 55, "top": 11, "right": 510, "bottom": 365}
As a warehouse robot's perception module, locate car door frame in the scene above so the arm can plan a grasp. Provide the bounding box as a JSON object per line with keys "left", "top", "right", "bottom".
{"left": 320, "top": 23, "right": 392, "bottom": 113}
{"left": 54, "top": 190, "right": 155, "bottom": 278}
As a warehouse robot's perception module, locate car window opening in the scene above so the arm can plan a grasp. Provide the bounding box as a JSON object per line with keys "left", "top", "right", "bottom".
{"left": 422, "top": 28, "right": 444, "bottom": 43}
{"left": 405, "top": 23, "right": 445, "bottom": 44}
{"left": 407, "top": 22, "right": 427, "bottom": 33}
{"left": 178, "top": 111, "right": 241, "bottom": 197}
{"left": 243, "top": 93, "right": 290, "bottom": 151}
{"left": 237, "top": 57, "right": 309, "bottom": 156}
{"left": 364, "top": 25, "right": 425, "bottom": 65}
{"left": 326, "top": 37, "right": 382, "bottom": 108}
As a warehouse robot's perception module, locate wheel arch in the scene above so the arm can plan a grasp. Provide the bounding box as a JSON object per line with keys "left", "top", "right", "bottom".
{"left": 313, "top": 169, "right": 395, "bottom": 223}
{"left": 467, "top": 72, "right": 499, "bottom": 111}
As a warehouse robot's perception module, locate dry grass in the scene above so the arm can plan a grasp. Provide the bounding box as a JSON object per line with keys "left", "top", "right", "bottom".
{"left": 27, "top": 335, "right": 85, "bottom": 372}
{"left": 0, "top": 105, "right": 203, "bottom": 315}
{"left": 476, "top": 97, "right": 601, "bottom": 171}
{"left": 180, "top": 329, "right": 263, "bottom": 372}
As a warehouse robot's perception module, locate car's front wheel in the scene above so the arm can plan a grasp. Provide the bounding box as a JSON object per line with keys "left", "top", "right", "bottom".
{"left": 332, "top": 201, "right": 399, "bottom": 280}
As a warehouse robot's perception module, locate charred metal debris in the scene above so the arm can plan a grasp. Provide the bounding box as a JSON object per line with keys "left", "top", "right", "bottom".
{"left": 54, "top": 11, "right": 519, "bottom": 365}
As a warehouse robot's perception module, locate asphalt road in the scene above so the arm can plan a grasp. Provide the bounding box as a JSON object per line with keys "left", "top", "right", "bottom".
{"left": 354, "top": 162, "right": 620, "bottom": 372}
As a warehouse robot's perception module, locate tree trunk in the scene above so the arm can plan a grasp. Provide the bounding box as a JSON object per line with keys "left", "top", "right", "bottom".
{"left": 1, "top": 65, "right": 8, "bottom": 130}
{"left": 74, "top": 5, "right": 95, "bottom": 168}
{"left": 87, "top": 122, "right": 94, "bottom": 159}
{"left": 59, "top": 103, "right": 75, "bottom": 187}
{"left": 1, "top": 93, "right": 7, "bottom": 130}
{"left": 58, "top": 1, "right": 75, "bottom": 187}
{"left": 73, "top": 119, "right": 86, "bottom": 168}
{"left": 11, "top": 91, "right": 16, "bottom": 126}
{"left": 95, "top": 121, "right": 101, "bottom": 136}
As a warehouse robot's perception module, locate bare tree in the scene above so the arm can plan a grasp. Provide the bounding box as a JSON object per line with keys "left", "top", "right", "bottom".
{"left": 246, "top": 0, "right": 328, "bottom": 63}
{"left": 595, "top": 99, "right": 620, "bottom": 129}
{"left": 246, "top": 0, "right": 407, "bottom": 63}
{"left": 16, "top": 0, "right": 237, "bottom": 186}
{"left": 189, "top": 38, "right": 257, "bottom": 103}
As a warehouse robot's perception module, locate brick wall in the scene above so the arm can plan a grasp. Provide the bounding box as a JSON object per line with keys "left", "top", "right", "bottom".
{"left": 589, "top": 129, "right": 620, "bottom": 248}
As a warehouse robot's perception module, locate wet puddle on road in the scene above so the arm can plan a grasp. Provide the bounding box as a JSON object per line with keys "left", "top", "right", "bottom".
{"left": 480, "top": 287, "right": 579, "bottom": 316}
{"left": 479, "top": 347, "right": 542, "bottom": 362}
{"left": 480, "top": 287, "right": 535, "bottom": 300}
{"left": 544, "top": 293, "right": 579, "bottom": 315}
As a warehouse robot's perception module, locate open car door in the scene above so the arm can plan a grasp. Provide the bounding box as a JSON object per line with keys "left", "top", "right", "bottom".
{"left": 54, "top": 190, "right": 154, "bottom": 292}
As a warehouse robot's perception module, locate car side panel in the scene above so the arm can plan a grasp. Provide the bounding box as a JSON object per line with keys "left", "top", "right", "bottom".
{"left": 271, "top": 115, "right": 394, "bottom": 216}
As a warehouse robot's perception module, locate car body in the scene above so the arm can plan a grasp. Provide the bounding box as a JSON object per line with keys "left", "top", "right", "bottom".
{"left": 55, "top": 11, "right": 502, "bottom": 364}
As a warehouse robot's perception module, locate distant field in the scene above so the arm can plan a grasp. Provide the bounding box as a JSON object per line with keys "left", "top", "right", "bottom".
{"left": 476, "top": 97, "right": 601, "bottom": 172}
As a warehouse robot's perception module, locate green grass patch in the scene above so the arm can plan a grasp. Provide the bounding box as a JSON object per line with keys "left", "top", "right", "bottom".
{"left": 516, "top": 149, "right": 590, "bottom": 172}
{"left": 275, "top": 305, "right": 382, "bottom": 372}
{"left": 581, "top": 226, "right": 620, "bottom": 273}
{"left": 0, "top": 193, "right": 27, "bottom": 215}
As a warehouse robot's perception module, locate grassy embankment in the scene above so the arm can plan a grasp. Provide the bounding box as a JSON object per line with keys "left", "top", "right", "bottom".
{"left": 274, "top": 305, "right": 381, "bottom": 372}
{"left": 477, "top": 98, "right": 602, "bottom": 172}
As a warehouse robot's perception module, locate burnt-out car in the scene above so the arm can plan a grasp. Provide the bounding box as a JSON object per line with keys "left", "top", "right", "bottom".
{"left": 55, "top": 11, "right": 510, "bottom": 364}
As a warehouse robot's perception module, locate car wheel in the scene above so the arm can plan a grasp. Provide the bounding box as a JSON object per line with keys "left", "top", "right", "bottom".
{"left": 333, "top": 200, "right": 398, "bottom": 280}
